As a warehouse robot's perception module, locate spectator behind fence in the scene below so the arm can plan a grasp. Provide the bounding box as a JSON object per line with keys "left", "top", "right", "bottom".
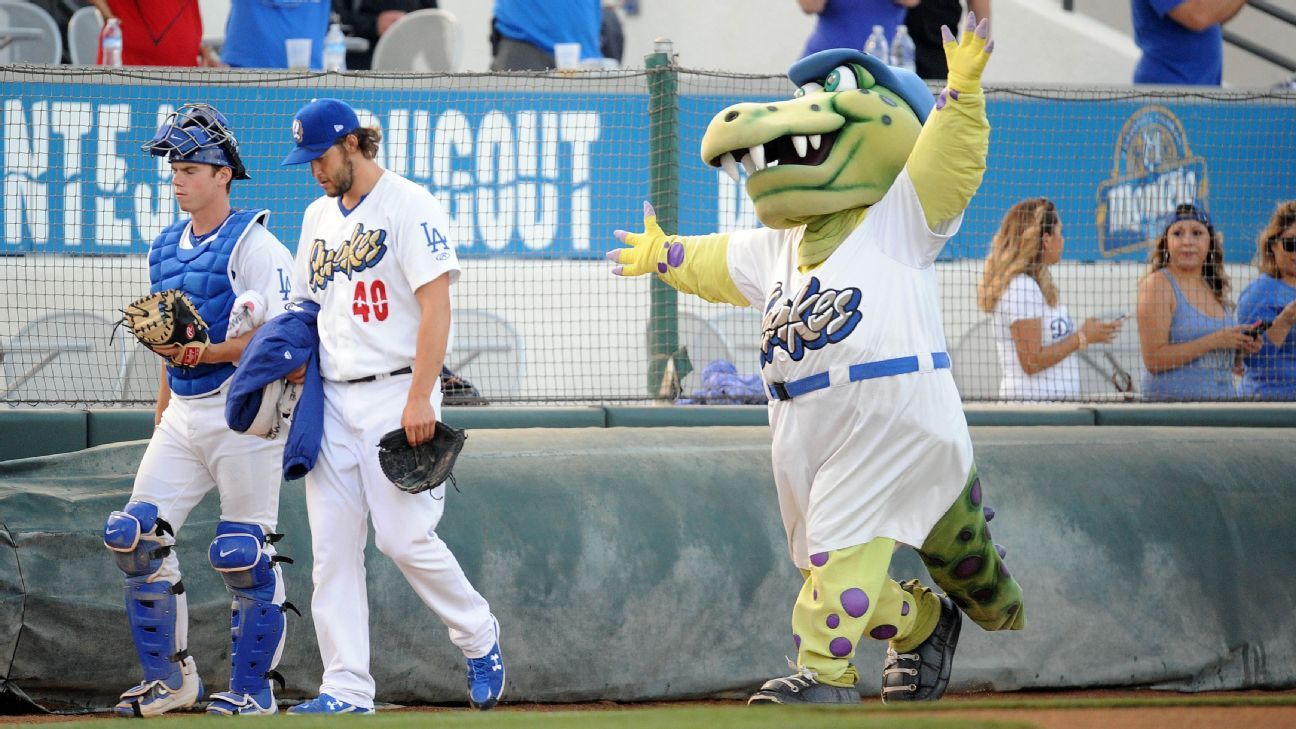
{"left": 798, "top": 0, "right": 918, "bottom": 59}
{"left": 490, "top": 0, "right": 602, "bottom": 71}
{"left": 1131, "top": 0, "right": 1246, "bottom": 86}
{"left": 904, "top": 0, "right": 990, "bottom": 80}
{"left": 90, "top": 0, "right": 217, "bottom": 66}
{"left": 977, "top": 198, "right": 1121, "bottom": 400}
{"left": 1238, "top": 201, "right": 1296, "bottom": 400}
{"left": 221, "top": 0, "right": 330, "bottom": 70}
{"left": 1136, "top": 204, "right": 1260, "bottom": 401}
{"left": 333, "top": 0, "right": 438, "bottom": 71}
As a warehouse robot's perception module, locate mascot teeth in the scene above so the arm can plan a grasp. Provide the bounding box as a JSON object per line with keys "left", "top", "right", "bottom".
{"left": 748, "top": 144, "right": 766, "bottom": 171}
{"left": 809, "top": 134, "right": 822, "bottom": 150}
{"left": 720, "top": 152, "right": 741, "bottom": 183}
{"left": 792, "top": 135, "right": 808, "bottom": 158}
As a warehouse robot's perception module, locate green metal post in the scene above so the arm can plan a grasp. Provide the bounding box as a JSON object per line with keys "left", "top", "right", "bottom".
{"left": 645, "top": 38, "right": 680, "bottom": 397}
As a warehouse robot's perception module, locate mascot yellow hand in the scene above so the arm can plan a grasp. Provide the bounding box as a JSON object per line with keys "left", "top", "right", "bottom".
{"left": 607, "top": 201, "right": 680, "bottom": 277}
{"left": 942, "top": 12, "right": 993, "bottom": 97}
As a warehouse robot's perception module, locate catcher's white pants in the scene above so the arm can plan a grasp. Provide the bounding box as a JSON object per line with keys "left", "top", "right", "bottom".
{"left": 304, "top": 376, "right": 495, "bottom": 708}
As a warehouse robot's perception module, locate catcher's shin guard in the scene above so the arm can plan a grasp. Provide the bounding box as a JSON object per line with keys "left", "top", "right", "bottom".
{"left": 103, "top": 502, "right": 191, "bottom": 683}
{"left": 208, "top": 522, "right": 296, "bottom": 709}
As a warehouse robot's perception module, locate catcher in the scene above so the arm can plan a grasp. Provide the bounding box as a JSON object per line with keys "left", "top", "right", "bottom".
{"left": 104, "top": 103, "right": 296, "bottom": 716}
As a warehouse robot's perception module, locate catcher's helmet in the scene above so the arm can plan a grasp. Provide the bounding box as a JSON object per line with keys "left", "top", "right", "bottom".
{"left": 143, "top": 103, "right": 250, "bottom": 180}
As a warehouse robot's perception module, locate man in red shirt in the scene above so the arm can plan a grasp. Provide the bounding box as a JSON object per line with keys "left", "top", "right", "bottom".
{"left": 92, "top": 0, "right": 219, "bottom": 66}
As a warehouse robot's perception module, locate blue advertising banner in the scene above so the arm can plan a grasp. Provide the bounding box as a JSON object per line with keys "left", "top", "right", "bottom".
{"left": 2, "top": 80, "right": 1292, "bottom": 261}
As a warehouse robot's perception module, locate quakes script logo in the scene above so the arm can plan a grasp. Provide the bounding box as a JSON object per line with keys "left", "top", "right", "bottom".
{"left": 309, "top": 223, "right": 389, "bottom": 292}
{"left": 1096, "top": 105, "right": 1208, "bottom": 257}
{"left": 760, "top": 278, "right": 862, "bottom": 365}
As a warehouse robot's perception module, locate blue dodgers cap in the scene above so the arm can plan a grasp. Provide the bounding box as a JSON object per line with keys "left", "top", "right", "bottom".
{"left": 282, "top": 98, "right": 361, "bottom": 166}
{"left": 789, "top": 49, "right": 935, "bottom": 124}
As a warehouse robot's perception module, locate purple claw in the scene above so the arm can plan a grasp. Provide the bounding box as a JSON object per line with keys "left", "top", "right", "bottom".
{"left": 984, "top": 39, "right": 995, "bottom": 54}
{"left": 935, "top": 89, "right": 949, "bottom": 110}
{"left": 614, "top": 229, "right": 628, "bottom": 243}
{"left": 941, "top": 25, "right": 955, "bottom": 44}
{"left": 964, "top": 11, "right": 976, "bottom": 32}
{"left": 643, "top": 201, "right": 655, "bottom": 219}
{"left": 948, "top": 88, "right": 960, "bottom": 101}
{"left": 605, "top": 249, "right": 621, "bottom": 262}
{"left": 974, "top": 18, "right": 989, "bottom": 40}
{"left": 611, "top": 265, "right": 625, "bottom": 276}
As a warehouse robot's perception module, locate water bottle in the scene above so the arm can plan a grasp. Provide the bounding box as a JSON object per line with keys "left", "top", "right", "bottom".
{"left": 323, "top": 23, "right": 347, "bottom": 71}
{"left": 100, "top": 18, "right": 123, "bottom": 67}
{"left": 890, "top": 25, "right": 916, "bottom": 73}
{"left": 863, "top": 24, "right": 888, "bottom": 62}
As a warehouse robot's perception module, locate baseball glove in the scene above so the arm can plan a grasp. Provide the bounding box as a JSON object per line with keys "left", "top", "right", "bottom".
{"left": 377, "top": 422, "right": 467, "bottom": 494}
{"left": 120, "top": 289, "right": 209, "bottom": 368}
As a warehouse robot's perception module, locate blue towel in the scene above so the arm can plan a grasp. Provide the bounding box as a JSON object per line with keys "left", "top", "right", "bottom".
{"left": 677, "top": 359, "right": 766, "bottom": 405}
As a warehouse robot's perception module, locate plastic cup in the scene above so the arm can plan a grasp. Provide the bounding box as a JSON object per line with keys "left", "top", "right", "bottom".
{"left": 553, "top": 42, "right": 581, "bottom": 70}
{"left": 285, "top": 38, "right": 312, "bottom": 70}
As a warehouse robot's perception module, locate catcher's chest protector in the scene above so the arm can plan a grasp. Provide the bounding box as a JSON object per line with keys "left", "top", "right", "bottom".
{"left": 148, "top": 208, "right": 268, "bottom": 396}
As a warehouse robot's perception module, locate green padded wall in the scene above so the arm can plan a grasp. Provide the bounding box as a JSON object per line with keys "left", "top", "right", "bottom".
{"left": 2, "top": 426, "right": 1295, "bottom": 710}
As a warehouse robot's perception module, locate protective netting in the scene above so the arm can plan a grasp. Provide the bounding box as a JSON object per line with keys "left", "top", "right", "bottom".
{"left": 1, "top": 64, "right": 1293, "bottom": 406}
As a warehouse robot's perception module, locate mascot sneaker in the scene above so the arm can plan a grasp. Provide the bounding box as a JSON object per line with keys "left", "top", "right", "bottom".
{"left": 115, "top": 656, "right": 203, "bottom": 717}
{"left": 748, "top": 667, "right": 859, "bottom": 705}
{"left": 206, "top": 688, "right": 277, "bottom": 715}
{"left": 465, "top": 618, "right": 506, "bottom": 710}
{"left": 287, "top": 693, "right": 375, "bottom": 715}
{"left": 881, "top": 594, "right": 962, "bottom": 703}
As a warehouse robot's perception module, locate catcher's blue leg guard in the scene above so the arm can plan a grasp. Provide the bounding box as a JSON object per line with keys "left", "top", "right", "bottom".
{"left": 103, "top": 501, "right": 203, "bottom": 717}
{"left": 206, "top": 521, "right": 296, "bottom": 716}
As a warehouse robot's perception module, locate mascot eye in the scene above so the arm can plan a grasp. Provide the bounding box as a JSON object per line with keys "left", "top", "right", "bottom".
{"left": 823, "top": 66, "right": 859, "bottom": 92}
{"left": 794, "top": 82, "right": 824, "bottom": 98}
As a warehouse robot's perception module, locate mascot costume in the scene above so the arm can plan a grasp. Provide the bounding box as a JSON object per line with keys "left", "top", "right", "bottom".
{"left": 609, "top": 15, "right": 1025, "bottom": 704}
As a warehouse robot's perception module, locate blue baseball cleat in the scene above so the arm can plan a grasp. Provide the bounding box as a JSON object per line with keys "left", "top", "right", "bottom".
{"left": 465, "top": 617, "right": 506, "bottom": 710}
{"left": 287, "top": 693, "right": 375, "bottom": 715}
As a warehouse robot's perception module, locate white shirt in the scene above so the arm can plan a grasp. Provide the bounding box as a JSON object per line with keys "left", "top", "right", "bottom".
{"left": 291, "top": 170, "right": 461, "bottom": 382}
{"left": 724, "top": 169, "right": 973, "bottom": 564}
{"left": 991, "top": 274, "right": 1080, "bottom": 400}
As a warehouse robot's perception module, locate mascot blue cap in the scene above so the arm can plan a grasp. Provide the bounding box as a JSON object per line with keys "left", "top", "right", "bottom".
{"left": 789, "top": 49, "right": 935, "bottom": 124}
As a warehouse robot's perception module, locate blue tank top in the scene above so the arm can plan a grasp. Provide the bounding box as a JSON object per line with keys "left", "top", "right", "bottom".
{"left": 1141, "top": 269, "right": 1236, "bottom": 401}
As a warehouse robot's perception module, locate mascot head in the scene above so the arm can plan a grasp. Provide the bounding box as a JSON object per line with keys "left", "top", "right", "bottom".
{"left": 700, "top": 50, "right": 933, "bottom": 230}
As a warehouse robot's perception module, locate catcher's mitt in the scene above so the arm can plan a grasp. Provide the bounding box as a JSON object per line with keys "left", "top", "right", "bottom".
{"left": 378, "top": 422, "right": 467, "bottom": 494}
{"left": 120, "top": 289, "right": 209, "bottom": 368}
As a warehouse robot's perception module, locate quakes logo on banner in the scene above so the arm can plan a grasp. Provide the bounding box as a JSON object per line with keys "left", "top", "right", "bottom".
{"left": 1095, "top": 105, "right": 1208, "bottom": 257}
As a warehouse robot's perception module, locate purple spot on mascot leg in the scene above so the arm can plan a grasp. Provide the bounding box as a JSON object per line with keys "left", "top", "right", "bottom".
{"left": 954, "top": 555, "right": 983, "bottom": 578}
{"left": 995, "top": 543, "right": 1007, "bottom": 559}
{"left": 826, "top": 613, "right": 840, "bottom": 629}
{"left": 793, "top": 633, "right": 801, "bottom": 649}
{"left": 829, "top": 637, "right": 853, "bottom": 658}
{"left": 840, "top": 588, "right": 870, "bottom": 618}
{"left": 656, "top": 262, "right": 668, "bottom": 274}
{"left": 983, "top": 505, "right": 995, "bottom": 523}
{"left": 667, "top": 242, "right": 685, "bottom": 268}
{"left": 901, "top": 601, "right": 910, "bottom": 616}
{"left": 813, "top": 589, "right": 818, "bottom": 601}
{"left": 870, "top": 624, "right": 898, "bottom": 640}
{"left": 810, "top": 552, "right": 829, "bottom": 567}
{"left": 970, "top": 478, "right": 982, "bottom": 506}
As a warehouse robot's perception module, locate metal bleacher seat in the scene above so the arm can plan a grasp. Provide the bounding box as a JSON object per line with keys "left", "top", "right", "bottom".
{"left": 370, "top": 8, "right": 459, "bottom": 72}
{"left": 66, "top": 4, "right": 103, "bottom": 66}
{"left": 1, "top": 312, "right": 130, "bottom": 404}
{"left": 0, "top": 0, "right": 62, "bottom": 64}
{"left": 447, "top": 308, "right": 524, "bottom": 399}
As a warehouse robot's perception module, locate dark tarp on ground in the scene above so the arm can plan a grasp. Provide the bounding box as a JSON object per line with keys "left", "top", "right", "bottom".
{"left": 1, "top": 426, "right": 1294, "bottom": 710}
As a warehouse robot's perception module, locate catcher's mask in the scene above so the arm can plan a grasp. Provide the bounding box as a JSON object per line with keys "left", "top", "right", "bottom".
{"left": 144, "top": 103, "right": 250, "bottom": 180}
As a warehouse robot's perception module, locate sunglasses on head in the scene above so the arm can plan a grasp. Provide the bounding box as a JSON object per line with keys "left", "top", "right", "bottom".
{"left": 1276, "top": 236, "right": 1296, "bottom": 253}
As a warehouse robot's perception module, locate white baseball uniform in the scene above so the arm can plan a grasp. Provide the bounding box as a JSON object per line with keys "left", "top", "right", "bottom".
{"left": 290, "top": 169, "right": 494, "bottom": 709}
{"left": 725, "top": 170, "right": 974, "bottom": 570}
{"left": 132, "top": 219, "right": 294, "bottom": 550}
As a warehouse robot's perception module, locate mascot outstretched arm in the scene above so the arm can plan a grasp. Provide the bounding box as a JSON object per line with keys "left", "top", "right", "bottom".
{"left": 610, "top": 14, "right": 1025, "bottom": 707}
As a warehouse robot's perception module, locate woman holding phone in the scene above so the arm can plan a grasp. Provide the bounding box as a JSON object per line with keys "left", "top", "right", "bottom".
{"left": 1136, "top": 204, "right": 1261, "bottom": 401}
{"left": 978, "top": 198, "right": 1123, "bottom": 400}
{"left": 1238, "top": 201, "right": 1296, "bottom": 399}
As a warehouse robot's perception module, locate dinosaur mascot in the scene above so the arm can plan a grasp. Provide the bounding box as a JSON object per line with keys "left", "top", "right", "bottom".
{"left": 608, "top": 15, "right": 1025, "bottom": 704}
